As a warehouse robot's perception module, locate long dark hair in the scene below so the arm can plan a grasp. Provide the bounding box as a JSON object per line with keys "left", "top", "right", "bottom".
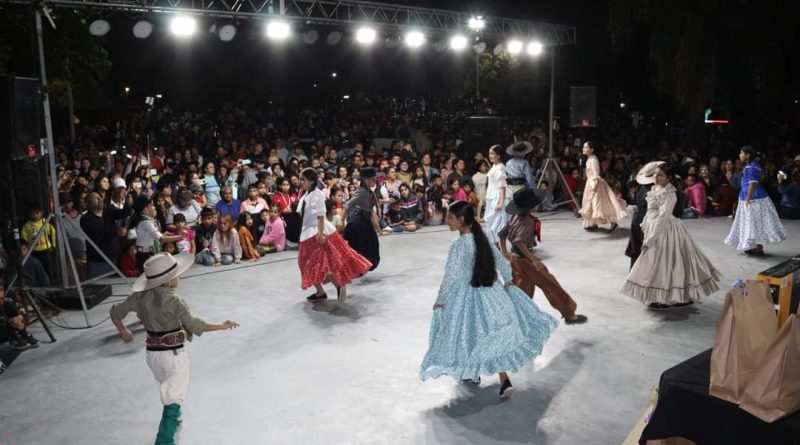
{"left": 448, "top": 201, "right": 497, "bottom": 288}
{"left": 741, "top": 145, "right": 759, "bottom": 165}
{"left": 657, "top": 162, "right": 685, "bottom": 218}
{"left": 300, "top": 167, "right": 318, "bottom": 193}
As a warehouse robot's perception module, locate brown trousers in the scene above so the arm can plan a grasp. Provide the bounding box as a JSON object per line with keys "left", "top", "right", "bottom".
{"left": 511, "top": 255, "right": 577, "bottom": 319}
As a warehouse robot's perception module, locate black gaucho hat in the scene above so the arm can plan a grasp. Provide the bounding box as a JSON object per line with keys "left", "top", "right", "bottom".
{"left": 505, "top": 188, "right": 541, "bottom": 214}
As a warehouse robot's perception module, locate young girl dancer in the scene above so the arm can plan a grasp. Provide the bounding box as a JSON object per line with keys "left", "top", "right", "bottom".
{"left": 724, "top": 145, "right": 787, "bottom": 255}
{"left": 484, "top": 144, "right": 509, "bottom": 245}
{"left": 621, "top": 163, "right": 721, "bottom": 309}
{"left": 297, "top": 168, "right": 372, "bottom": 303}
{"left": 579, "top": 142, "right": 628, "bottom": 232}
{"left": 420, "top": 201, "right": 557, "bottom": 398}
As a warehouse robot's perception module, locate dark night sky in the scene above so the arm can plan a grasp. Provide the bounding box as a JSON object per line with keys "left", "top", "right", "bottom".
{"left": 101, "top": 0, "right": 636, "bottom": 114}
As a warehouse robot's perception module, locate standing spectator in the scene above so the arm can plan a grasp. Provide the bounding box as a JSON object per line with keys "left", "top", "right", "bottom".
{"left": 130, "top": 197, "right": 182, "bottom": 272}
{"left": 81, "top": 191, "right": 126, "bottom": 278}
{"left": 202, "top": 161, "right": 222, "bottom": 208}
{"left": 472, "top": 160, "right": 489, "bottom": 216}
{"left": 211, "top": 215, "right": 241, "bottom": 266}
{"left": 21, "top": 204, "right": 56, "bottom": 276}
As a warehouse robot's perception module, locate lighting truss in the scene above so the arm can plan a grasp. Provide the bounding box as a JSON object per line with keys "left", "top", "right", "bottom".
{"left": 8, "top": 0, "right": 576, "bottom": 45}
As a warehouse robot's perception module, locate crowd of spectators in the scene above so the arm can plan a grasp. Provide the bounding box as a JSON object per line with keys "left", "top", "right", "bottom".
{"left": 5, "top": 94, "right": 799, "bottom": 284}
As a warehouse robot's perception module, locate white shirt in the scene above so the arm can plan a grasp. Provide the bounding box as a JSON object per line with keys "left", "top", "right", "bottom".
{"left": 298, "top": 189, "right": 336, "bottom": 242}
{"left": 485, "top": 163, "right": 508, "bottom": 201}
{"left": 135, "top": 217, "right": 162, "bottom": 250}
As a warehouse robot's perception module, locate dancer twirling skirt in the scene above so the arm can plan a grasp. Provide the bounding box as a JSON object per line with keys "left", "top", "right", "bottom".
{"left": 579, "top": 141, "right": 628, "bottom": 231}
{"left": 420, "top": 201, "right": 557, "bottom": 399}
{"left": 297, "top": 168, "right": 372, "bottom": 303}
{"left": 343, "top": 167, "right": 381, "bottom": 271}
{"left": 621, "top": 163, "right": 721, "bottom": 309}
{"left": 724, "top": 145, "right": 787, "bottom": 255}
{"left": 110, "top": 253, "right": 239, "bottom": 445}
{"left": 484, "top": 144, "right": 510, "bottom": 245}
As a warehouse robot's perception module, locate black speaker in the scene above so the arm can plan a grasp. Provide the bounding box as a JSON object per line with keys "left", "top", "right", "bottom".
{"left": 569, "top": 86, "right": 597, "bottom": 128}
{"left": 0, "top": 77, "right": 42, "bottom": 161}
{"left": 462, "top": 116, "right": 510, "bottom": 162}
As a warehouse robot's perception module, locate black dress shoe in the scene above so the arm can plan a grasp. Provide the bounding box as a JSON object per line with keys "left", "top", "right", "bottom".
{"left": 647, "top": 303, "right": 672, "bottom": 311}
{"left": 584, "top": 225, "right": 599, "bottom": 231}
{"left": 672, "top": 301, "right": 694, "bottom": 308}
{"left": 608, "top": 223, "right": 618, "bottom": 233}
{"left": 306, "top": 293, "right": 328, "bottom": 302}
{"left": 499, "top": 378, "right": 514, "bottom": 399}
{"left": 564, "top": 314, "right": 588, "bottom": 325}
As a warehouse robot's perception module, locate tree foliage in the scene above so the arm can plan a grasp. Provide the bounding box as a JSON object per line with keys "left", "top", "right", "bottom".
{"left": 0, "top": 4, "right": 112, "bottom": 109}
{"left": 608, "top": 0, "right": 800, "bottom": 121}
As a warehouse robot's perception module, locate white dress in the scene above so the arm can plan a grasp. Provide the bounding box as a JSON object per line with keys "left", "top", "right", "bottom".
{"left": 620, "top": 184, "right": 721, "bottom": 304}
{"left": 484, "top": 163, "right": 510, "bottom": 244}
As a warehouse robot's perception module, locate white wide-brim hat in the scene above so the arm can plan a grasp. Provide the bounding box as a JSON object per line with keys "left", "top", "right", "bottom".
{"left": 506, "top": 141, "right": 534, "bottom": 157}
{"left": 132, "top": 253, "right": 195, "bottom": 292}
{"left": 635, "top": 161, "right": 665, "bottom": 185}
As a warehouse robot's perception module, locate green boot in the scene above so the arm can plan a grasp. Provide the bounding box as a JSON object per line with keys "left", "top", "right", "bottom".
{"left": 155, "top": 404, "right": 181, "bottom": 445}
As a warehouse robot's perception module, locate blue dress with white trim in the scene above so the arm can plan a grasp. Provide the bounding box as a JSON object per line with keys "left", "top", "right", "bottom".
{"left": 420, "top": 233, "right": 557, "bottom": 382}
{"left": 724, "top": 162, "right": 787, "bottom": 250}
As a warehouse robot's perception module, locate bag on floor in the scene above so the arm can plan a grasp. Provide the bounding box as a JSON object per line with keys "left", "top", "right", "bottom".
{"left": 709, "top": 280, "right": 778, "bottom": 404}
{"left": 740, "top": 314, "right": 800, "bottom": 422}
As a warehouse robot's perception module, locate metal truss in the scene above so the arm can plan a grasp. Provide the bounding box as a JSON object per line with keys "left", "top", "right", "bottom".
{"left": 8, "top": 0, "right": 576, "bottom": 45}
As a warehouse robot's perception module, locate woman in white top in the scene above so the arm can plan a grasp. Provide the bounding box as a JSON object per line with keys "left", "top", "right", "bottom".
{"left": 484, "top": 145, "right": 510, "bottom": 245}
{"left": 297, "top": 168, "right": 372, "bottom": 303}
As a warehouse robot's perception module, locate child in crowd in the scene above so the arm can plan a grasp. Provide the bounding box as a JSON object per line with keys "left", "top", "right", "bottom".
{"left": 120, "top": 241, "right": 139, "bottom": 278}
{"left": 21, "top": 204, "right": 56, "bottom": 276}
{"left": 537, "top": 180, "right": 555, "bottom": 212}
{"left": 211, "top": 215, "right": 242, "bottom": 266}
{"left": 398, "top": 183, "right": 424, "bottom": 229}
{"left": 259, "top": 205, "right": 286, "bottom": 253}
{"left": 168, "top": 213, "right": 195, "bottom": 255}
{"left": 162, "top": 242, "right": 177, "bottom": 255}
{"left": 385, "top": 201, "right": 405, "bottom": 233}
{"left": 472, "top": 160, "right": 490, "bottom": 216}
{"left": 449, "top": 178, "right": 467, "bottom": 202}
{"left": 427, "top": 175, "right": 448, "bottom": 225}
{"left": 326, "top": 199, "right": 345, "bottom": 232}
{"left": 194, "top": 208, "right": 217, "bottom": 266}
{"left": 462, "top": 179, "right": 481, "bottom": 220}
{"left": 236, "top": 213, "right": 260, "bottom": 262}
{"left": 683, "top": 173, "right": 707, "bottom": 219}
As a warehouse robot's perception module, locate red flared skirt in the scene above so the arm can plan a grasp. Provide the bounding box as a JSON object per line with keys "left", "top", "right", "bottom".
{"left": 298, "top": 232, "right": 373, "bottom": 289}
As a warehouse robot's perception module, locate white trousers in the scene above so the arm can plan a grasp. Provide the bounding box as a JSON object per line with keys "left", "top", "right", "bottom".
{"left": 146, "top": 348, "right": 190, "bottom": 406}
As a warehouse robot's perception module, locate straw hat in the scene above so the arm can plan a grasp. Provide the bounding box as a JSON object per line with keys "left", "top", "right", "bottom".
{"left": 132, "top": 253, "right": 194, "bottom": 292}
{"left": 635, "top": 161, "right": 665, "bottom": 185}
{"left": 506, "top": 141, "right": 534, "bottom": 157}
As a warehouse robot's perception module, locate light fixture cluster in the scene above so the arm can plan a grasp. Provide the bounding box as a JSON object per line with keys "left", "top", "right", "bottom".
{"left": 88, "top": 16, "right": 545, "bottom": 56}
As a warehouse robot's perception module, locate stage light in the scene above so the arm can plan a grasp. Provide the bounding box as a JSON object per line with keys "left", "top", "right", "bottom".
{"left": 302, "top": 30, "right": 318, "bottom": 44}
{"left": 507, "top": 39, "right": 523, "bottom": 54}
{"left": 133, "top": 20, "right": 153, "bottom": 39}
{"left": 356, "top": 27, "right": 377, "bottom": 45}
{"left": 219, "top": 24, "right": 237, "bottom": 42}
{"left": 468, "top": 16, "right": 485, "bottom": 31}
{"left": 331, "top": 72, "right": 337, "bottom": 78}
{"left": 492, "top": 43, "right": 504, "bottom": 55}
{"left": 343, "top": 95, "right": 350, "bottom": 100}
{"left": 526, "top": 40, "right": 544, "bottom": 56}
{"left": 89, "top": 19, "right": 110, "bottom": 36}
{"left": 124, "top": 86, "right": 131, "bottom": 94}
{"left": 405, "top": 31, "right": 425, "bottom": 48}
{"left": 620, "top": 102, "right": 626, "bottom": 109}
{"left": 155, "top": 94, "right": 163, "bottom": 98}
{"left": 475, "top": 42, "right": 487, "bottom": 54}
{"left": 170, "top": 16, "right": 196, "bottom": 37}
{"left": 266, "top": 20, "right": 290, "bottom": 40}
{"left": 327, "top": 31, "right": 342, "bottom": 46}
{"left": 449, "top": 35, "right": 468, "bottom": 51}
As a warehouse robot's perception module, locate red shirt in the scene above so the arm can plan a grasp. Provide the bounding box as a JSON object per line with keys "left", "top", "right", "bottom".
{"left": 271, "top": 192, "right": 298, "bottom": 214}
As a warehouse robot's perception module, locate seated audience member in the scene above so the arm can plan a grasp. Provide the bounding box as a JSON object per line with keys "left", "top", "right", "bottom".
{"left": 1, "top": 284, "right": 39, "bottom": 350}
{"left": 259, "top": 205, "right": 287, "bottom": 253}
{"left": 211, "top": 215, "right": 241, "bottom": 266}
{"left": 709, "top": 179, "right": 737, "bottom": 217}
{"left": 168, "top": 213, "right": 195, "bottom": 255}
{"left": 537, "top": 181, "right": 555, "bottom": 212}
{"left": 385, "top": 201, "right": 406, "bottom": 233}
{"left": 683, "top": 174, "right": 707, "bottom": 218}
{"left": 777, "top": 169, "right": 800, "bottom": 219}
{"left": 216, "top": 186, "right": 241, "bottom": 221}
{"left": 18, "top": 239, "right": 50, "bottom": 288}
{"left": 119, "top": 241, "right": 139, "bottom": 278}
{"left": 194, "top": 208, "right": 218, "bottom": 266}
{"left": 167, "top": 190, "right": 202, "bottom": 229}
{"left": 236, "top": 213, "right": 260, "bottom": 262}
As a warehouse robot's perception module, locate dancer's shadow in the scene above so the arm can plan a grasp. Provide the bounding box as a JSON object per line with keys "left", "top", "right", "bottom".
{"left": 422, "top": 341, "right": 592, "bottom": 444}
{"left": 303, "top": 295, "right": 379, "bottom": 324}
{"left": 601, "top": 226, "right": 631, "bottom": 239}
{"left": 653, "top": 304, "right": 701, "bottom": 322}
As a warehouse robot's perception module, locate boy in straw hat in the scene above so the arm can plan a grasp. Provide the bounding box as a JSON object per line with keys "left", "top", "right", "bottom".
{"left": 110, "top": 252, "right": 239, "bottom": 445}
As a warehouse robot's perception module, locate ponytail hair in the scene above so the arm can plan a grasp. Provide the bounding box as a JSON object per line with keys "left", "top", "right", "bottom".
{"left": 448, "top": 201, "right": 497, "bottom": 287}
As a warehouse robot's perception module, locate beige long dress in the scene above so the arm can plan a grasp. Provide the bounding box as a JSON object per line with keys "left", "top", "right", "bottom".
{"left": 579, "top": 155, "right": 628, "bottom": 228}
{"left": 621, "top": 184, "right": 721, "bottom": 304}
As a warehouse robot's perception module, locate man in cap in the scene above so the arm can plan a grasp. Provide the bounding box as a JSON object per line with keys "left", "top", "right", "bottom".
{"left": 498, "top": 189, "right": 588, "bottom": 325}
{"left": 505, "top": 141, "right": 535, "bottom": 196}
{"left": 111, "top": 252, "right": 239, "bottom": 445}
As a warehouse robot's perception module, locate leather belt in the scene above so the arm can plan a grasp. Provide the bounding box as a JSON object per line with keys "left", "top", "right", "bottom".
{"left": 146, "top": 330, "right": 186, "bottom": 350}
{"left": 507, "top": 178, "right": 526, "bottom": 185}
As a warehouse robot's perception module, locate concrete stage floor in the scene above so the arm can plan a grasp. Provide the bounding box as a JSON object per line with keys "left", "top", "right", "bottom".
{"left": 1, "top": 213, "right": 797, "bottom": 445}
